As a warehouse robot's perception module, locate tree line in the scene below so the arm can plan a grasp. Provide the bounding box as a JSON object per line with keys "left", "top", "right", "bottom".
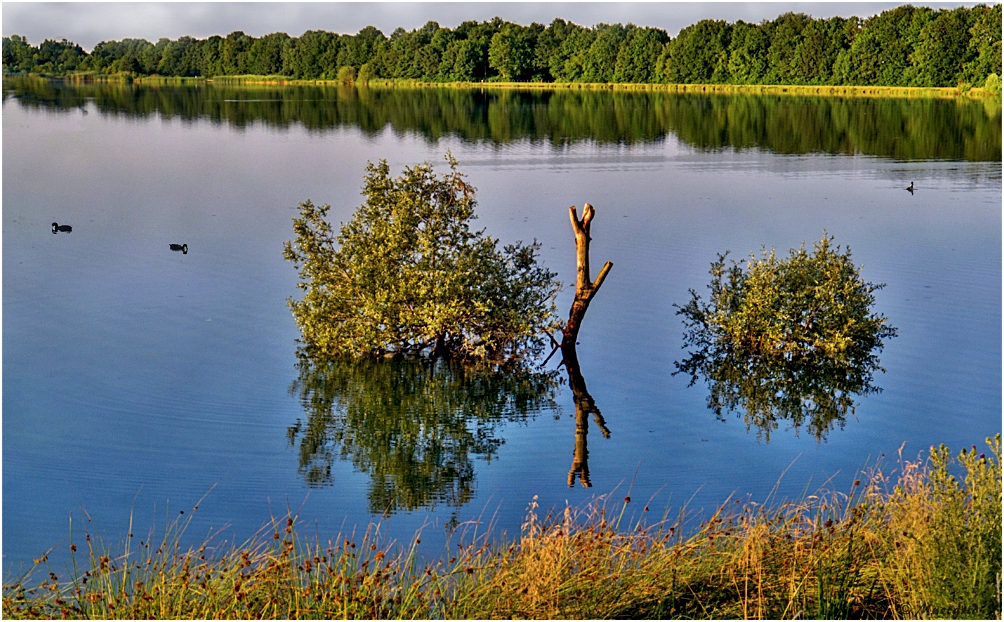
{"left": 2, "top": 4, "right": 1001, "bottom": 88}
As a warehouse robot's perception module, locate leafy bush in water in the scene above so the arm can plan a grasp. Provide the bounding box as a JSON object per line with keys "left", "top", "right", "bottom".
{"left": 675, "top": 234, "right": 897, "bottom": 440}
{"left": 336, "top": 65, "right": 356, "bottom": 83}
{"left": 985, "top": 73, "right": 1001, "bottom": 95}
{"left": 284, "top": 155, "right": 560, "bottom": 363}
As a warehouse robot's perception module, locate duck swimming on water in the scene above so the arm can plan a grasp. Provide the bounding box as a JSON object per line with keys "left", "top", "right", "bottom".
{"left": 169, "top": 243, "right": 189, "bottom": 254}
{"left": 905, "top": 182, "right": 915, "bottom": 195}
{"left": 51, "top": 222, "right": 72, "bottom": 233}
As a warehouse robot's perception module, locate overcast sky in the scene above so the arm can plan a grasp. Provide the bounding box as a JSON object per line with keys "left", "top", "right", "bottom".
{"left": 3, "top": 2, "right": 991, "bottom": 51}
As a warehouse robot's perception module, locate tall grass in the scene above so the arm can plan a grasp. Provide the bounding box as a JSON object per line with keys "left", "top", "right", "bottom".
{"left": 120, "top": 74, "right": 1002, "bottom": 99}
{"left": 4, "top": 435, "right": 1000, "bottom": 619}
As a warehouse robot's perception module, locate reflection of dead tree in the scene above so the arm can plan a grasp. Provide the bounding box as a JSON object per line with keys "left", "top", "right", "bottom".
{"left": 556, "top": 202, "right": 613, "bottom": 488}
{"left": 566, "top": 354, "right": 610, "bottom": 488}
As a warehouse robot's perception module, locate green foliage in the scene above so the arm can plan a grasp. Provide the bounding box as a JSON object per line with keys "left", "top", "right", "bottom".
{"left": 288, "top": 358, "right": 559, "bottom": 511}
{"left": 911, "top": 8, "right": 976, "bottom": 87}
{"left": 2, "top": 35, "right": 33, "bottom": 73}
{"left": 488, "top": 24, "right": 535, "bottom": 81}
{"left": 911, "top": 436, "right": 1003, "bottom": 617}
{"left": 658, "top": 19, "right": 731, "bottom": 84}
{"left": 766, "top": 12, "right": 812, "bottom": 84}
{"left": 675, "top": 234, "right": 896, "bottom": 441}
{"left": 3, "top": 5, "right": 1001, "bottom": 87}
{"left": 2, "top": 35, "right": 86, "bottom": 74}
{"left": 336, "top": 64, "right": 355, "bottom": 83}
{"left": 963, "top": 4, "right": 1003, "bottom": 85}
{"left": 985, "top": 72, "right": 1002, "bottom": 95}
{"left": 612, "top": 27, "right": 668, "bottom": 83}
{"left": 725, "top": 21, "right": 770, "bottom": 84}
{"left": 283, "top": 155, "right": 560, "bottom": 363}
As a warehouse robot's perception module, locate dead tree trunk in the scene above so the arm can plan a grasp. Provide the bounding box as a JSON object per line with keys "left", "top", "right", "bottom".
{"left": 558, "top": 203, "right": 612, "bottom": 488}
{"left": 561, "top": 203, "right": 613, "bottom": 361}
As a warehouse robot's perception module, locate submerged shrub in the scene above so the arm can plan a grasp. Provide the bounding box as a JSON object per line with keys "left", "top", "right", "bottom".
{"left": 985, "top": 72, "right": 1001, "bottom": 95}
{"left": 283, "top": 155, "right": 561, "bottom": 363}
{"left": 336, "top": 65, "right": 356, "bottom": 83}
{"left": 675, "top": 234, "right": 897, "bottom": 440}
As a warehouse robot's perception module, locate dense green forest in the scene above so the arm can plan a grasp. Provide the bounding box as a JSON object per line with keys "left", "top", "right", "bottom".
{"left": 3, "top": 4, "right": 1001, "bottom": 88}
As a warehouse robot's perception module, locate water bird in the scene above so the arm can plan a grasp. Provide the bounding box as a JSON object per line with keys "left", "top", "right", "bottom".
{"left": 905, "top": 181, "right": 915, "bottom": 195}
{"left": 169, "top": 243, "right": 189, "bottom": 254}
{"left": 51, "top": 222, "right": 72, "bottom": 233}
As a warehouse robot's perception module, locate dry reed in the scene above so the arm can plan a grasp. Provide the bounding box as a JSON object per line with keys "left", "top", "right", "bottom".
{"left": 4, "top": 435, "right": 1000, "bottom": 619}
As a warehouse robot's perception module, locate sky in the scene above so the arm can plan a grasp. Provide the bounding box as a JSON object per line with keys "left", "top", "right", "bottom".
{"left": 2, "top": 2, "right": 992, "bottom": 51}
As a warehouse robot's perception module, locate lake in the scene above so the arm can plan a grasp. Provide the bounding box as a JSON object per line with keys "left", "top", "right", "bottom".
{"left": 3, "top": 79, "right": 1001, "bottom": 576}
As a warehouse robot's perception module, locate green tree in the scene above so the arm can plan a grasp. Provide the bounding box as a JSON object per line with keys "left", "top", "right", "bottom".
{"left": 726, "top": 21, "right": 770, "bottom": 84}
{"left": 2, "top": 35, "right": 36, "bottom": 73}
{"left": 612, "top": 26, "right": 668, "bottom": 83}
{"left": 336, "top": 65, "right": 356, "bottom": 83}
{"left": 550, "top": 25, "right": 595, "bottom": 82}
{"left": 283, "top": 155, "right": 561, "bottom": 362}
{"left": 766, "top": 12, "right": 811, "bottom": 84}
{"left": 675, "top": 235, "right": 896, "bottom": 442}
{"left": 962, "top": 4, "right": 1003, "bottom": 85}
{"left": 581, "top": 23, "right": 627, "bottom": 83}
{"left": 836, "top": 5, "right": 933, "bottom": 86}
{"left": 438, "top": 38, "right": 480, "bottom": 81}
{"left": 911, "top": 8, "right": 975, "bottom": 87}
{"left": 985, "top": 73, "right": 1002, "bottom": 95}
{"left": 156, "top": 36, "right": 201, "bottom": 76}
{"left": 791, "top": 17, "right": 857, "bottom": 85}
{"left": 82, "top": 38, "right": 153, "bottom": 74}
{"left": 336, "top": 25, "right": 385, "bottom": 73}
{"left": 531, "top": 19, "right": 571, "bottom": 81}
{"left": 247, "top": 31, "right": 290, "bottom": 76}
{"left": 488, "top": 23, "right": 535, "bottom": 81}
{"left": 658, "top": 19, "right": 732, "bottom": 83}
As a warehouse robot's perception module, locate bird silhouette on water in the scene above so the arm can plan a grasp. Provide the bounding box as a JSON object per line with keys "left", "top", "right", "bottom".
{"left": 169, "top": 243, "right": 189, "bottom": 254}
{"left": 905, "top": 182, "right": 915, "bottom": 195}
{"left": 51, "top": 222, "right": 72, "bottom": 233}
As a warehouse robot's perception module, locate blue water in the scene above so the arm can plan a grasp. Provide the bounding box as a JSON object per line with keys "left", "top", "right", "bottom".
{"left": 3, "top": 92, "right": 1001, "bottom": 577}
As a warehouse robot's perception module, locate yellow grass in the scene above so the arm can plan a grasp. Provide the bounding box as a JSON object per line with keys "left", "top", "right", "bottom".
{"left": 4, "top": 435, "right": 1000, "bottom": 619}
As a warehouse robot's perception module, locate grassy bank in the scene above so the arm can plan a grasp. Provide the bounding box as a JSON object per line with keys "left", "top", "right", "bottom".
{"left": 15, "top": 72, "right": 1000, "bottom": 100}
{"left": 3, "top": 435, "right": 1000, "bottom": 619}
{"left": 206, "top": 76, "right": 1002, "bottom": 99}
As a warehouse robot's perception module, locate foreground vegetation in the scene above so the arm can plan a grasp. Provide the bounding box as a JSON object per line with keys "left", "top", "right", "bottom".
{"left": 4, "top": 4, "right": 1000, "bottom": 90}
{"left": 4, "top": 435, "right": 999, "bottom": 619}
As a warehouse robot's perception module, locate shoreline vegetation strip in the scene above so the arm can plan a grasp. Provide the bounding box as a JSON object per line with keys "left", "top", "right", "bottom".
{"left": 15, "top": 73, "right": 1000, "bottom": 100}
{"left": 4, "top": 435, "right": 1000, "bottom": 619}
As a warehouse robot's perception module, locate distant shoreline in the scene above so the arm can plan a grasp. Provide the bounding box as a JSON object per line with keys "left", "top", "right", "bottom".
{"left": 8, "top": 73, "right": 1000, "bottom": 100}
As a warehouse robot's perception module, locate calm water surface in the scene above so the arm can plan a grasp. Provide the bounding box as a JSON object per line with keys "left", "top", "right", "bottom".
{"left": 3, "top": 81, "right": 1001, "bottom": 575}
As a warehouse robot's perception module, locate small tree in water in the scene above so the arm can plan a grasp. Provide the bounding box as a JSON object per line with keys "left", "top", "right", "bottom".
{"left": 283, "top": 155, "right": 561, "bottom": 363}
{"left": 676, "top": 234, "right": 897, "bottom": 441}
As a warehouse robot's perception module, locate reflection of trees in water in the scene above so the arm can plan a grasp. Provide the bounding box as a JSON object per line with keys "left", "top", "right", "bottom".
{"left": 3, "top": 77, "right": 999, "bottom": 160}
{"left": 287, "top": 359, "right": 559, "bottom": 514}
{"left": 676, "top": 345, "right": 883, "bottom": 442}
